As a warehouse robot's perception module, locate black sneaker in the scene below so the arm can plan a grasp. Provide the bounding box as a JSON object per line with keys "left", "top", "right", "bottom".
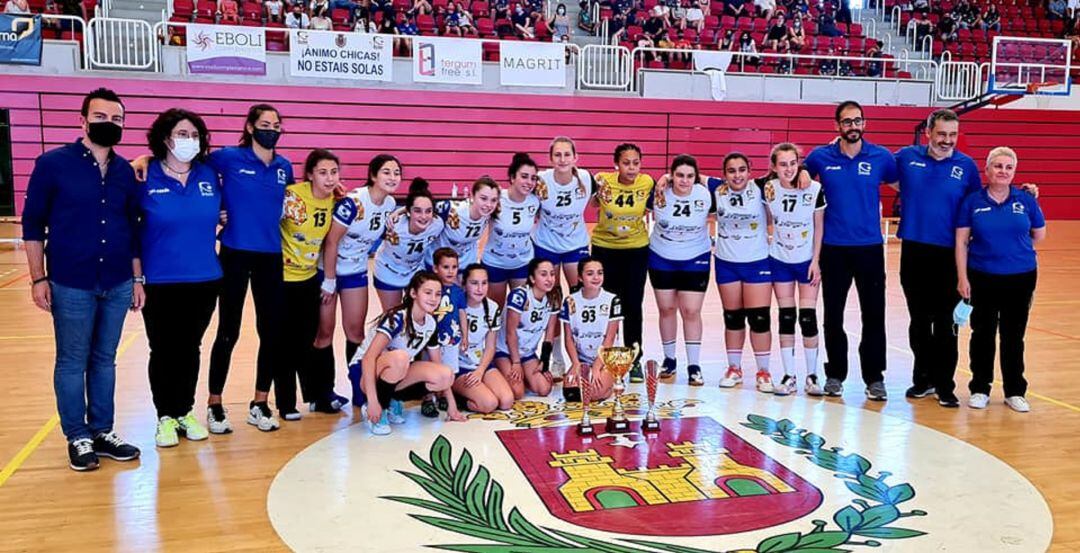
{"left": 937, "top": 391, "right": 960, "bottom": 408}
{"left": 905, "top": 385, "right": 936, "bottom": 399}
{"left": 309, "top": 399, "right": 342, "bottom": 414}
{"left": 421, "top": 396, "right": 439, "bottom": 418}
{"left": 659, "top": 357, "right": 678, "bottom": 381}
{"left": 68, "top": 438, "right": 99, "bottom": 472}
{"left": 93, "top": 431, "right": 141, "bottom": 461}
{"left": 687, "top": 365, "right": 705, "bottom": 386}
{"left": 629, "top": 362, "right": 644, "bottom": 383}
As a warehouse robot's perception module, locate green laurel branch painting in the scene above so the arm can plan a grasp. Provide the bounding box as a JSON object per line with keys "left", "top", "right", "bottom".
{"left": 382, "top": 414, "right": 927, "bottom": 553}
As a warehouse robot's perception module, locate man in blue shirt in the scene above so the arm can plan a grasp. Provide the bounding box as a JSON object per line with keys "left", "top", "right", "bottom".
{"left": 893, "top": 109, "right": 981, "bottom": 408}
{"left": 22, "top": 88, "right": 143, "bottom": 471}
{"left": 804, "top": 100, "right": 898, "bottom": 401}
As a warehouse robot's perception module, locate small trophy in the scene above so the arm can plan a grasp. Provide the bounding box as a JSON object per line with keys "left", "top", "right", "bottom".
{"left": 642, "top": 359, "right": 661, "bottom": 432}
{"left": 576, "top": 365, "right": 594, "bottom": 436}
{"left": 600, "top": 343, "right": 640, "bottom": 434}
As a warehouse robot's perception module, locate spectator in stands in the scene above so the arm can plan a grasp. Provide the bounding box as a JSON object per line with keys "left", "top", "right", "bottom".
{"left": 512, "top": 3, "right": 535, "bottom": 37}
{"left": 397, "top": 12, "right": 419, "bottom": 34}
{"left": 819, "top": 48, "right": 838, "bottom": 74}
{"left": 643, "top": 6, "right": 667, "bottom": 39}
{"left": 408, "top": 0, "right": 432, "bottom": 16}
{"left": 836, "top": 0, "right": 851, "bottom": 23}
{"left": 355, "top": 14, "right": 376, "bottom": 30}
{"left": 459, "top": 5, "right": 477, "bottom": 34}
{"left": 723, "top": 0, "right": 745, "bottom": 19}
{"left": 219, "top": 0, "right": 241, "bottom": 23}
{"left": 59, "top": 0, "right": 87, "bottom": 22}
{"left": 865, "top": 39, "right": 883, "bottom": 76}
{"left": 897, "top": 0, "right": 913, "bottom": 13}
{"left": 23, "top": 88, "right": 143, "bottom": 472}
{"left": 673, "top": 32, "right": 694, "bottom": 60}
{"left": 670, "top": 0, "right": 687, "bottom": 30}
{"left": 378, "top": 11, "right": 397, "bottom": 35}
{"left": 907, "top": 11, "right": 933, "bottom": 48}
{"left": 838, "top": 52, "right": 853, "bottom": 75}
{"left": 1065, "top": 15, "right": 1080, "bottom": 49}
{"left": 937, "top": 12, "right": 957, "bottom": 42}
{"left": 1049, "top": 0, "right": 1067, "bottom": 20}
{"left": 310, "top": 0, "right": 329, "bottom": 15}
{"left": 912, "top": 0, "right": 927, "bottom": 11}
{"left": 737, "top": 30, "right": 760, "bottom": 65}
{"left": 686, "top": 0, "right": 705, "bottom": 32}
{"left": 549, "top": 3, "right": 572, "bottom": 40}
{"left": 4, "top": 0, "right": 30, "bottom": 14}
{"left": 695, "top": 0, "right": 709, "bottom": 16}
{"left": 445, "top": 1, "right": 464, "bottom": 34}
{"left": 766, "top": 14, "right": 790, "bottom": 51}
{"left": 981, "top": 4, "right": 1000, "bottom": 31}
{"left": 787, "top": 16, "right": 806, "bottom": 50}
{"left": 607, "top": 11, "right": 626, "bottom": 41}
{"left": 286, "top": 4, "right": 310, "bottom": 27}
{"left": 528, "top": 0, "right": 544, "bottom": 21}
{"left": 578, "top": 0, "right": 596, "bottom": 32}
{"left": 311, "top": 5, "right": 333, "bottom": 28}
{"left": 818, "top": 6, "right": 843, "bottom": 37}
{"left": 718, "top": 27, "right": 735, "bottom": 49}
{"left": 266, "top": 0, "right": 284, "bottom": 22}
{"left": 755, "top": 0, "right": 776, "bottom": 20}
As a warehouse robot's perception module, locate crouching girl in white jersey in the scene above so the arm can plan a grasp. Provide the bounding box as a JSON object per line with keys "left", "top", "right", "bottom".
{"left": 560, "top": 257, "right": 621, "bottom": 401}
{"left": 349, "top": 271, "right": 465, "bottom": 436}
{"left": 494, "top": 258, "right": 561, "bottom": 399}
{"left": 452, "top": 264, "right": 515, "bottom": 413}
{"left": 764, "top": 143, "right": 825, "bottom": 396}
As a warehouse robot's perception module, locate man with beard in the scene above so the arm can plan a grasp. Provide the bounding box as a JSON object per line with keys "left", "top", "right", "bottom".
{"left": 804, "top": 101, "right": 898, "bottom": 401}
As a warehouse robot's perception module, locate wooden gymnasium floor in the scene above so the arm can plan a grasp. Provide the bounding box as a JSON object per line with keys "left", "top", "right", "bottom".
{"left": 0, "top": 221, "right": 1079, "bottom": 552}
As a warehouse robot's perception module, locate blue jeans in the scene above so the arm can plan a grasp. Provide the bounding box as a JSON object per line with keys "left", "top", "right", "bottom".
{"left": 50, "top": 280, "right": 133, "bottom": 441}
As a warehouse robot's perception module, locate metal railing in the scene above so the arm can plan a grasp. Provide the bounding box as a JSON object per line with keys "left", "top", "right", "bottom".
{"left": 891, "top": 5, "right": 902, "bottom": 35}
{"left": 86, "top": 17, "right": 157, "bottom": 69}
{"left": 590, "top": 0, "right": 600, "bottom": 37}
{"left": 577, "top": 43, "right": 631, "bottom": 89}
{"left": 936, "top": 53, "right": 982, "bottom": 99}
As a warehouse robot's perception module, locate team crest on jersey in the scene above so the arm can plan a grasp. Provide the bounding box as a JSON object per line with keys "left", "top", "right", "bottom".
{"left": 951, "top": 166, "right": 965, "bottom": 180}
{"left": 197, "top": 181, "right": 214, "bottom": 197}
{"left": 283, "top": 191, "right": 308, "bottom": 224}
{"left": 596, "top": 180, "right": 613, "bottom": 204}
{"left": 277, "top": 168, "right": 288, "bottom": 186}
{"left": 384, "top": 224, "right": 400, "bottom": 245}
{"left": 1012, "top": 202, "right": 1025, "bottom": 214}
{"left": 535, "top": 181, "right": 549, "bottom": 200}
{"left": 858, "top": 162, "right": 872, "bottom": 176}
{"left": 802, "top": 193, "right": 814, "bottom": 206}
{"left": 565, "top": 297, "right": 576, "bottom": 315}
{"left": 446, "top": 204, "right": 461, "bottom": 230}
{"left": 763, "top": 181, "right": 776, "bottom": 202}
{"left": 599, "top": 303, "right": 609, "bottom": 315}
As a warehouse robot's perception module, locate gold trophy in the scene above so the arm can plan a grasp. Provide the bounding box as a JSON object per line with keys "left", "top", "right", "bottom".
{"left": 599, "top": 343, "right": 640, "bottom": 434}
{"left": 642, "top": 359, "right": 661, "bottom": 432}
{"left": 576, "top": 364, "right": 594, "bottom": 436}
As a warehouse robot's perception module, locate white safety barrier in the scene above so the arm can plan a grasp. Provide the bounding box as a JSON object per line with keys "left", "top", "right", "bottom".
{"left": 936, "top": 56, "right": 983, "bottom": 100}
{"left": 577, "top": 43, "right": 631, "bottom": 89}
{"left": 86, "top": 17, "right": 157, "bottom": 69}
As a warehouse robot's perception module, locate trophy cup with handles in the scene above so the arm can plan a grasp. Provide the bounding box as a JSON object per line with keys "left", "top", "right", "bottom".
{"left": 599, "top": 343, "right": 639, "bottom": 433}
{"left": 576, "top": 364, "right": 594, "bottom": 436}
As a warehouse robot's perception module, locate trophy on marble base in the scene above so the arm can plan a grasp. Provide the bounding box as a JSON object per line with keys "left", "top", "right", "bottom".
{"left": 576, "top": 365, "right": 594, "bottom": 436}
{"left": 600, "top": 343, "right": 640, "bottom": 434}
{"left": 642, "top": 359, "right": 661, "bottom": 432}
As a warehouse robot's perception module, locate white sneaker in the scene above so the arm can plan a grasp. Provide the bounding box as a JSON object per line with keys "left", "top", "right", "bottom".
{"left": 773, "top": 375, "right": 796, "bottom": 396}
{"left": 247, "top": 402, "right": 281, "bottom": 432}
{"left": 805, "top": 374, "right": 825, "bottom": 396}
{"left": 387, "top": 400, "right": 406, "bottom": 425}
{"left": 755, "top": 370, "right": 774, "bottom": 394}
{"left": 718, "top": 366, "right": 743, "bottom": 388}
{"left": 1004, "top": 396, "right": 1030, "bottom": 413}
{"left": 155, "top": 417, "right": 180, "bottom": 448}
{"left": 362, "top": 405, "right": 392, "bottom": 436}
{"left": 206, "top": 404, "right": 233, "bottom": 434}
{"left": 968, "top": 393, "right": 990, "bottom": 409}
{"left": 176, "top": 411, "right": 209, "bottom": 441}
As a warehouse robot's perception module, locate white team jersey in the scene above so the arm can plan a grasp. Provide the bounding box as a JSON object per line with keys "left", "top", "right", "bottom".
{"left": 533, "top": 168, "right": 592, "bottom": 253}
{"left": 559, "top": 289, "right": 622, "bottom": 366}
{"left": 483, "top": 190, "right": 540, "bottom": 269}
{"left": 496, "top": 285, "right": 557, "bottom": 357}
{"left": 350, "top": 309, "right": 437, "bottom": 365}
{"left": 710, "top": 178, "right": 770, "bottom": 263}
{"left": 763, "top": 179, "right": 826, "bottom": 264}
{"left": 323, "top": 187, "right": 397, "bottom": 276}
{"left": 458, "top": 298, "right": 503, "bottom": 373}
{"left": 648, "top": 184, "right": 713, "bottom": 261}
{"left": 373, "top": 214, "right": 446, "bottom": 288}
{"left": 431, "top": 199, "right": 490, "bottom": 268}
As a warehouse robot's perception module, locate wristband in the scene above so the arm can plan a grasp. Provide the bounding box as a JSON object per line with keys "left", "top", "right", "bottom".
{"left": 32, "top": 276, "right": 49, "bottom": 285}
{"left": 321, "top": 278, "right": 337, "bottom": 295}
{"left": 133, "top": 275, "right": 146, "bottom": 285}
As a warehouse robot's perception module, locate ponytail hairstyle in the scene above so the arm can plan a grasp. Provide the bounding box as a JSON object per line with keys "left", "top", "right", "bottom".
{"left": 374, "top": 271, "right": 441, "bottom": 343}
{"left": 525, "top": 257, "right": 562, "bottom": 312}
{"left": 576, "top": 255, "right": 604, "bottom": 280}
{"left": 669, "top": 153, "right": 699, "bottom": 182}
{"left": 366, "top": 154, "right": 402, "bottom": 187}
{"left": 613, "top": 143, "right": 642, "bottom": 164}
{"left": 462, "top": 263, "right": 497, "bottom": 328}
{"left": 471, "top": 175, "right": 502, "bottom": 219}
{"left": 549, "top": 136, "right": 588, "bottom": 198}
{"left": 508, "top": 152, "right": 538, "bottom": 180}
{"left": 767, "top": 142, "right": 802, "bottom": 185}
{"left": 239, "top": 103, "right": 281, "bottom": 147}
{"left": 406, "top": 177, "right": 434, "bottom": 211}
{"left": 723, "top": 152, "right": 751, "bottom": 171}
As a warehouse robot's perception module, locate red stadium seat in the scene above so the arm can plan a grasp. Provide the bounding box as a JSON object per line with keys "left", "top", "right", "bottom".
{"left": 476, "top": 17, "right": 494, "bottom": 36}
{"left": 417, "top": 13, "right": 435, "bottom": 33}
{"left": 243, "top": 2, "right": 263, "bottom": 21}
{"left": 534, "top": 18, "right": 550, "bottom": 39}
{"left": 470, "top": 0, "right": 488, "bottom": 17}
{"left": 172, "top": 0, "right": 194, "bottom": 18}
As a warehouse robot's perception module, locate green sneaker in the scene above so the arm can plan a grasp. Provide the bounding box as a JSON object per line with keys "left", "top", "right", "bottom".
{"left": 629, "top": 362, "right": 644, "bottom": 383}
{"left": 155, "top": 417, "right": 180, "bottom": 448}
{"left": 177, "top": 411, "right": 209, "bottom": 441}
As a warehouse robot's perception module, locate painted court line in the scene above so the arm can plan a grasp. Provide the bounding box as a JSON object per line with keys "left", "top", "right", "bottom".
{"left": 0, "top": 331, "right": 142, "bottom": 488}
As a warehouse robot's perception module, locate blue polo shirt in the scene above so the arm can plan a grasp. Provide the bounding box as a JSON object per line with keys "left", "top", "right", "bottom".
{"left": 805, "top": 140, "right": 899, "bottom": 246}
{"left": 139, "top": 160, "right": 223, "bottom": 284}
{"left": 22, "top": 140, "right": 139, "bottom": 291}
{"left": 208, "top": 146, "right": 294, "bottom": 253}
{"left": 895, "top": 145, "right": 982, "bottom": 248}
{"left": 956, "top": 187, "right": 1045, "bottom": 275}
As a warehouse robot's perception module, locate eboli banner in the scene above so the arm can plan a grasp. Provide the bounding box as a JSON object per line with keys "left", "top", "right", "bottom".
{"left": 0, "top": 14, "right": 42, "bottom": 66}
{"left": 499, "top": 41, "right": 566, "bottom": 87}
{"left": 186, "top": 23, "right": 265, "bottom": 75}
{"left": 290, "top": 30, "right": 392, "bottom": 81}
{"left": 413, "top": 36, "right": 482, "bottom": 85}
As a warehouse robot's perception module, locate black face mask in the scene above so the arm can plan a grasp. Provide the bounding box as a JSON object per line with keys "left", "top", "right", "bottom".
{"left": 252, "top": 128, "right": 281, "bottom": 150}
{"left": 87, "top": 121, "right": 123, "bottom": 148}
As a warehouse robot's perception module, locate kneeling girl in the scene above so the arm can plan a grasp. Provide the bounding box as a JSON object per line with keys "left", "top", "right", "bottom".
{"left": 494, "top": 258, "right": 561, "bottom": 398}
{"left": 561, "top": 257, "right": 621, "bottom": 401}
{"left": 452, "top": 264, "right": 515, "bottom": 413}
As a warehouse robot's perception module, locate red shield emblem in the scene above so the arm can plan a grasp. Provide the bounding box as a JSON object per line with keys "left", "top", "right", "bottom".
{"left": 497, "top": 416, "right": 823, "bottom": 536}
